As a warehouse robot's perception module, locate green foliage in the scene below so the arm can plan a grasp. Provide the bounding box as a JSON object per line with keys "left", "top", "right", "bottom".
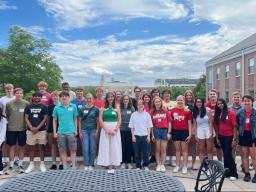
{"left": 193, "top": 74, "right": 206, "bottom": 100}
{"left": 0, "top": 26, "right": 62, "bottom": 93}
{"left": 170, "top": 87, "right": 190, "bottom": 100}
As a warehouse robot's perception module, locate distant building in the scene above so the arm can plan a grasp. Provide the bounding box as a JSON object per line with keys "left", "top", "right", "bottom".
{"left": 155, "top": 78, "right": 200, "bottom": 88}
{"left": 206, "top": 33, "right": 256, "bottom": 102}
{"left": 103, "top": 80, "right": 134, "bottom": 96}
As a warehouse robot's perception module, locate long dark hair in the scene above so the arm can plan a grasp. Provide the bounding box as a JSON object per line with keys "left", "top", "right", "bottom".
{"left": 214, "top": 98, "right": 228, "bottom": 124}
{"left": 104, "top": 92, "right": 116, "bottom": 108}
{"left": 193, "top": 97, "right": 206, "bottom": 119}
{"left": 120, "top": 95, "right": 133, "bottom": 109}
{"left": 142, "top": 93, "right": 152, "bottom": 107}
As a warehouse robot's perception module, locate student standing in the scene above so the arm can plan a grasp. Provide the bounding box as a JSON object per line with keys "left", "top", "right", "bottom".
{"left": 71, "top": 86, "right": 86, "bottom": 110}
{"left": 79, "top": 93, "right": 99, "bottom": 170}
{"left": 120, "top": 95, "right": 135, "bottom": 169}
{"left": 129, "top": 99, "right": 152, "bottom": 170}
{"left": 53, "top": 92, "right": 78, "bottom": 170}
{"left": 24, "top": 92, "right": 48, "bottom": 173}
{"left": 151, "top": 97, "right": 171, "bottom": 172}
{"left": 0, "top": 84, "right": 15, "bottom": 167}
{"left": 6, "top": 88, "right": 28, "bottom": 173}
{"left": 47, "top": 91, "right": 62, "bottom": 170}
{"left": 97, "top": 92, "right": 122, "bottom": 173}
{"left": 193, "top": 97, "right": 213, "bottom": 163}
{"left": 170, "top": 95, "right": 192, "bottom": 174}
{"left": 237, "top": 95, "right": 256, "bottom": 183}
{"left": 215, "top": 98, "right": 238, "bottom": 181}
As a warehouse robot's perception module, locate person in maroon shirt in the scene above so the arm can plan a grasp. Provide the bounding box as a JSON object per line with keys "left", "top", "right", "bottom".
{"left": 151, "top": 97, "right": 171, "bottom": 172}
{"left": 214, "top": 98, "right": 238, "bottom": 181}
{"left": 37, "top": 81, "right": 53, "bottom": 107}
{"left": 170, "top": 95, "right": 192, "bottom": 174}
{"left": 205, "top": 89, "right": 222, "bottom": 162}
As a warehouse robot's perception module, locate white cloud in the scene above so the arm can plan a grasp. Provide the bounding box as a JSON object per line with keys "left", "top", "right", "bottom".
{"left": 0, "top": 0, "right": 17, "bottom": 10}
{"left": 38, "top": 0, "right": 188, "bottom": 30}
{"left": 190, "top": 0, "right": 256, "bottom": 44}
{"left": 51, "top": 32, "right": 227, "bottom": 86}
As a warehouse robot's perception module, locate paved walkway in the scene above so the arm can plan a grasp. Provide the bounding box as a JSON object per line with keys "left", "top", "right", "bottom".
{"left": 0, "top": 159, "right": 255, "bottom": 191}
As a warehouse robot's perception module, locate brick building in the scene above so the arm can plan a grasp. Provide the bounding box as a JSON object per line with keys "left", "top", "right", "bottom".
{"left": 206, "top": 33, "right": 256, "bottom": 103}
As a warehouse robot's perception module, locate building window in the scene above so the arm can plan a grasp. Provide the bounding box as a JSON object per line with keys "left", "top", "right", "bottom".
{"left": 216, "top": 67, "right": 220, "bottom": 80}
{"left": 225, "top": 91, "right": 229, "bottom": 103}
{"left": 225, "top": 65, "right": 230, "bottom": 78}
{"left": 248, "top": 58, "right": 254, "bottom": 74}
{"left": 236, "top": 62, "right": 241, "bottom": 76}
{"left": 249, "top": 90, "right": 254, "bottom": 97}
{"left": 207, "top": 69, "right": 212, "bottom": 91}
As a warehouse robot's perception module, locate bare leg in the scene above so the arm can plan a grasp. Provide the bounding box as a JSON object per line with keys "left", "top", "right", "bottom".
{"left": 155, "top": 141, "right": 161, "bottom": 165}
{"left": 174, "top": 141, "right": 181, "bottom": 167}
{"left": 160, "top": 141, "right": 167, "bottom": 165}
{"left": 181, "top": 142, "right": 189, "bottom": 167}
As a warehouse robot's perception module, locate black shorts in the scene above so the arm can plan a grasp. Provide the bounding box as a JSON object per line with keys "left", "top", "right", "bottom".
{"left": 171, "top": 129, "right": 189, "bottom": 142}
{"left": 239, "top": 131, "right": 256, "bottom": 147}
{"left": 6, "top": 131, "right": 26, "bottom": 146}
{"left": 213, "top": 136, "right": 221, "bottom": 149}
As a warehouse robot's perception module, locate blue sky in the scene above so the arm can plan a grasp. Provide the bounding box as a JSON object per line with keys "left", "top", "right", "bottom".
{"left": 1, "top": 0, "right": 256, "bottom": 86}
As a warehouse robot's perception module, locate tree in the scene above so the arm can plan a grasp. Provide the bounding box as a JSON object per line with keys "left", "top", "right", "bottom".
{"left": 193, "top": 74, "right": 206, "bottom": 100}
{"left": 0, "top": 26, "right": 62, "bottom": 93}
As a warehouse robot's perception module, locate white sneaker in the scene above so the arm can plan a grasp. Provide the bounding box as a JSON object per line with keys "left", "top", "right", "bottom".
{"left": 120, "top": 163, "right": 126, "bottom": 169}
{"left": 170, "top": 160, "right": 176, "bottom": 167}
{"left": 107, "top": 169, "right": 115, "bottom": 174}
{"left": 84, "top": 166, "right": 89, "bottom": 171}
{"left": 192, "top": 163, "right": 199, "bottom": 170}
{"left": 249, "top": 164, "right": 254, "bottom": 170}
{"left": 127, "top": 163, "right": 133, "bottom": 169}
{"left": 144, "top": 166, "right": 149, "bottom": 171}
{"left": 156, "top": 165, "right": 161, "bottom": 172}
{"left": 136, "top": 168, "right": 140, "bottom": 170}
{"left": 88, "top": 166, "right": 93, "bottom": 171}
{"left": 40, "top": 163, "right": 47, "bottom": 172}
{"left": 25, "top": 163, "right": 35, "bottom": 174}
{"left": 182, "top": 167, "right": 188, "bottom": 174}
{"left": 173, "top": 166, "right": 180, "bottom": 173}
{"left": 161, "top": 165, "right": 166, "bottom": 172}
{"left": 0, "top": 170, "right": 4, "bottom": 175}
{"left": 229, "top": 177, "right": 237, "bottom": 181}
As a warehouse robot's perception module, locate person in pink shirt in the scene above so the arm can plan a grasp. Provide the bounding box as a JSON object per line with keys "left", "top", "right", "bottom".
{"left": 93, "top": 87, "right": 105, "bottom": 108}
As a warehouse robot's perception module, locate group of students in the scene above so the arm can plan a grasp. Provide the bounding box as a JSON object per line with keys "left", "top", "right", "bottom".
{"left": 0, "top": 82, "right": 256, "bottom": 184}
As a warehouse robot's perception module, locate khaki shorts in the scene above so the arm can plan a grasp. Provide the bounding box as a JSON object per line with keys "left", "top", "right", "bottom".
{"left": 26, "top": 130, "right": 47, "bottom": 145}
{"left": 48, "top": 133, "right": 57, "bottom": 144}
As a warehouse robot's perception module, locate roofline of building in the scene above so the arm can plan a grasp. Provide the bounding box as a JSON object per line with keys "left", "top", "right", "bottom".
{"left": 205, "top": 44, "right": 256, "bottom": 67}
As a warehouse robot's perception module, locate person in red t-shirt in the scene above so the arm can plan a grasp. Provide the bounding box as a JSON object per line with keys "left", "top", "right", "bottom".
{"left": 151, "top": 97, "right": 171, "bottom": 172}
{"left": 142, "top": 93, "right": 152, "bottom": 114}
{"left": 93, "top": 87, "right": 105, "bottom": 108}
{"left": 214, "top": 98, "right": 238, "bottom": 180}
{"left": 170, "top": 95, "right": 192, "bottom": 174}
{"left": 205, "top": 89, "right": 223, "bottom": 162}
{"left": 237, "top": 95, "right": 256, "bottom": 183}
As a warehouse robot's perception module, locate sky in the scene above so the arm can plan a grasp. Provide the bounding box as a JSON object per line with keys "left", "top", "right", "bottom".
{"left": 1, "top": 0, "right": 256, "bottom": 86}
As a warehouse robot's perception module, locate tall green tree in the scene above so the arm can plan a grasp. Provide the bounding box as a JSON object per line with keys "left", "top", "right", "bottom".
{"left": 0, "top": 26, "right": 62, "bottom": 93}
{"left": 193, "top": 74, "right": 206, "bottom": 100}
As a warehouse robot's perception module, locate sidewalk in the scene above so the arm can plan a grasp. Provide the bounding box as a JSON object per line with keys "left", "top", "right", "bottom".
{"left": 0, "top": 158, "right": 255, "bottom": 191}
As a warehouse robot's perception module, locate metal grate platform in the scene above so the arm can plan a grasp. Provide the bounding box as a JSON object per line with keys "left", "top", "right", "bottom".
{"left": 0, "top": 169, "right": 185, "bottom": 191}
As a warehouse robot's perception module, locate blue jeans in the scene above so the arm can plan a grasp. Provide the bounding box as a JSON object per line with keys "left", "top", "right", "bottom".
{"left": 133, "top": 135, "right": 149, "bottom": 168}
{"left": 81, "top": 129, "right": 96, "bottom": 166}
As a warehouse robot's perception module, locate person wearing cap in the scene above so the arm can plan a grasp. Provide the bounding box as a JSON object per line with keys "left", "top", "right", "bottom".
{"left": 24, "top": 92, "right": 48, "bottom": 173}
{"left": 0, "top": 84, "right": 15, "bottom": 170}
{"left": 62, "top": 82, "right": 76, "bottom": 101}
{"left": 71, "top": 86, "right": 86, "bottom": 110}
{"left": 37, "top": 81, "right": 53, "bottom": 106}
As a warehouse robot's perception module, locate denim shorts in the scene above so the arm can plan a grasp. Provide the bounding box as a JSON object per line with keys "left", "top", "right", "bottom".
{"left": 153, "top": 127, "right": 168, "bottom": 141}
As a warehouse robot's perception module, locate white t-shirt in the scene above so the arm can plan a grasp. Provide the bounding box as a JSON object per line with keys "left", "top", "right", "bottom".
{"left": 128, "top": 111, "right": 153, "bottom": 136}
{"left": 0, "top": 95, "right": 15, "bottom": 145}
